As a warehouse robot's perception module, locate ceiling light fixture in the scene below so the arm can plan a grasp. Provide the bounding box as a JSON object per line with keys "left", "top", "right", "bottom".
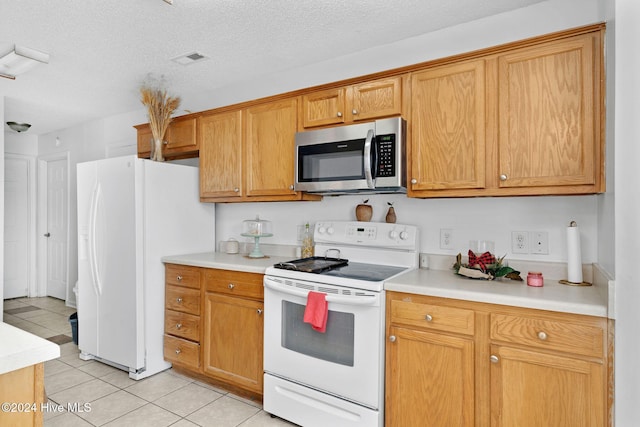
{"left": 0, "top": 45, "right": 50, "bottom": 80}
{"left": 6, "top": 122, "right": 32, "bottom": 133}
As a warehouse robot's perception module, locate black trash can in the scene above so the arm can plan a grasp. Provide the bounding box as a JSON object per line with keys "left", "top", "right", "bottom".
{"left": 69, "top": 312, "right": 78, "bottom": 345}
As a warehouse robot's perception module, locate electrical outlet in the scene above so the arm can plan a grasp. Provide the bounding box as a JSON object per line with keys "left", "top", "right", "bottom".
{"left": 531, "top": 231, "right": 549, "bottom": 254}
{"left": 419, "top": 253, "right": 429, "bottom": 269}
{"left": 440, "top": 229, "right": 453, "bottom": 249}
{"left": 511, "top": 231, "right": 529, "bottom": 254}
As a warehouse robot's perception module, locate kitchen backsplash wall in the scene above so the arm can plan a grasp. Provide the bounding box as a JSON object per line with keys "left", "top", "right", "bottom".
{"left": 215, "top": 193, "right": 598, "bottom": 264}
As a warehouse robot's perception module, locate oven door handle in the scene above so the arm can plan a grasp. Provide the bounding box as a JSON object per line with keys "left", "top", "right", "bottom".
{"left": 264, "top": 279, "right": 379, "bottom": 306}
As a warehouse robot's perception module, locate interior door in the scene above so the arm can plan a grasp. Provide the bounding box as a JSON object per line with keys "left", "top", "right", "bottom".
{"left": 46, "top": 158, "right": 68, "bottom": 300}
{"left": 4, "top": 156, "right": 30, "bottom": 299}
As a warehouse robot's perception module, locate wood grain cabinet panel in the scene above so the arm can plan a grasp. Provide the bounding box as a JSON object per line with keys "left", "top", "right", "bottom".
{"left": 135, "top": 116, "right": 198, "bottom": 160}
{"left": 164, "top": 334, "right": 200, "bottom": 368}
{"left": 497, "top": 33, "right": 600, "bottom": 191}
{"left": 409, "top": 60, "right": 486, "bottom": 192}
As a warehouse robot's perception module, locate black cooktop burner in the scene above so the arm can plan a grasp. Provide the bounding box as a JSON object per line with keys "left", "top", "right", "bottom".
{"left": 273, "top": 257, "right": 348, "bottom": 274}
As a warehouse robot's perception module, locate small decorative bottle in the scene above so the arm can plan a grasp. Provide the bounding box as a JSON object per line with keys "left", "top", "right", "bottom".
{"left": 301, "top": 223, "right": 314, "bottom": 258}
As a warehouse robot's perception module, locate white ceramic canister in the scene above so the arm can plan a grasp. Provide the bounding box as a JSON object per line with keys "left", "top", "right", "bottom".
{"left": 225, "top": 238, "right": 239, "bottom": 254}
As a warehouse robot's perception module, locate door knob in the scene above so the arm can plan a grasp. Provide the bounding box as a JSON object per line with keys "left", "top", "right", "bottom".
{"left": 44, "top": 232, "right": 51, "bottom": 237}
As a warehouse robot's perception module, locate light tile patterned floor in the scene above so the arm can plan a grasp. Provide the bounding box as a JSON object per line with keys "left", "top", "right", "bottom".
{"left": 3, "top": 297, "right": 297, "bottom": 427}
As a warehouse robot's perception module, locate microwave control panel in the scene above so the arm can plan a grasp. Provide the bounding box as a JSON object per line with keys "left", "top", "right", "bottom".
{"left": 376, "top": 134, "right": 396, "bottom": 177}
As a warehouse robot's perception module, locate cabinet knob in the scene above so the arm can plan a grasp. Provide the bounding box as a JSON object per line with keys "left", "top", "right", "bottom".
{"left": 289, "top": 184, "right": 294, "bottom": 190}
{"left": 411, "top": 178, "right": 417, "bottom": 184}
{"left": 176, "top": 275, "right": 183, "bottom": 281}
{"left": 352, "top": 109, "right": 358, "bottom": 115}
{"left": 257, "top": 309, "right": 263, "bottom": 315}
{"left": 499, "top": 174, "right": 508, "bottom": 181}
{"left": 234, "top": 188, "right": 239, "bottom": 193}
{"left": 490, "top": 355, "right": 499, "bottom": 363}
{"left": 163, "top": 140, "right": 169, "bottom": 145}
{"left": 389, "top": 335, "right": 396, "bottom": 342}
{"left": 425, "top": 314, "right": 433, "bottom": 322}
{"left": 175, "top": 348, "right": 181, "bottom": 355}
{"left": 228, "top": 283, "right": 235, "bottom": 289}
{"left": 176, "top": 297, "right": 183, "bottom": 303}
{"left": 537, "top": 331, "right": 548, "bottom": 341}
{"left": 337, "top": 112, "right": 343, "bottom": 117}
{"left": 176, "top": 323, "right": 182, "bottom": 329}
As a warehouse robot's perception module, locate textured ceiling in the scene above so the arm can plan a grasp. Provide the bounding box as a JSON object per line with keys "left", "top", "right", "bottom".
{"left": 1, "top": 0, "right": 543, "bottom": 135}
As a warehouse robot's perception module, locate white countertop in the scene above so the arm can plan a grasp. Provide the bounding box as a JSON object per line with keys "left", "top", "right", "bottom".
{"left": 162, "top": 251, "right": 293, "bottom": 274}
{"left": 385, "top": 268, "right": 609, "bottom": 317}
{"left": 0, "top": 323, "right": 60, "bottom": 375}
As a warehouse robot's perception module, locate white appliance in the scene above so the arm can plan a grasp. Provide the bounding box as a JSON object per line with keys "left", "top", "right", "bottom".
{"left": 76, "top": 155, "right": 214, "bottom": 380}
{"left": 263, "top": 221, "right": 419, "bottom": 427}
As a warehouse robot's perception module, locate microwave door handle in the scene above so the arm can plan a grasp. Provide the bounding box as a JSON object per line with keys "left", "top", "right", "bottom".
{"left": 363, "top": 129, "right": 375, "bottom": 189}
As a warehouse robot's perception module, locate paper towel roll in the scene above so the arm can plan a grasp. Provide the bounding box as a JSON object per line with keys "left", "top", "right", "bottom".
{"left": 566, "top": 222, "right": 583, "bottom": 283}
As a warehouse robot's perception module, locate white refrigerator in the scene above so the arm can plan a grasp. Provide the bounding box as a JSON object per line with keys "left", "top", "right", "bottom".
{"left": 76, "top": 155, "right": 214, "bottom": 380}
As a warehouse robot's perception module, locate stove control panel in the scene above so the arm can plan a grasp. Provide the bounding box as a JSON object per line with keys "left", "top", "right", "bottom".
{"left": 314, "top": 221, "right": 418, "bottom": 250}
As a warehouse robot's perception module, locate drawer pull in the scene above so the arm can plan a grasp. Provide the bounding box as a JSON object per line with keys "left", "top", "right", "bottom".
{"left": 389, "top": 335, "right": 396, "bottom": 342}
{"left": 257, "top": 309, "right": 263, "bottom": 315}
{"left": 176, "top": 323, "right": 182, "bottom": 330}
{"left": 176, "top": 297, "right": 183, "bottom": 303}
{"left": 500, "top": 174, "right": 508, "bottom": 181}
{"left": 490, "top": 355, "right": 499, "bottom": 363}
{"left": 175, "top": 348, "right": 181, "bottom": 355}
{"left": 425, "top": 314, "right": 433, "bottom": 322}
{"left": 537, "top": 331, "right": 548, "bottom": 341}
{"left": 228, "top": 283, "right": 235, "bottom": 289}
{"left": 337, "top": 112, "right": 343, "bottom": 118}
{"left": 176, "top": 275, "right": 183, "bottom": 281}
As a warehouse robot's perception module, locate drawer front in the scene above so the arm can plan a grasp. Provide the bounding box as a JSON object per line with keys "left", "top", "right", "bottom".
{"left": 166, "top": 286, "right": 200, "bottom": 315}
{"left": 203, "top": 269, "right": 263, "bottom": 299}
{"left": 390, "top": 299, "right": 475, "bottom": 336}
{"left": 164, "top": 335, "right": 200, "bottom": 368}
{"left": 166, "top": 264, "right": 200, "bottom": 289}
{"left": 165, "top": 310, "right": 200, "bottom": 342}
{"left": 490, "top": 313, "right": 605, "bottom": 358}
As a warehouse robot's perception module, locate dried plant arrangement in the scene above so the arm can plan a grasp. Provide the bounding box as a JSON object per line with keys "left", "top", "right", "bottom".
{"left": 139, "top": 76, "right": 181, "bottom": 161}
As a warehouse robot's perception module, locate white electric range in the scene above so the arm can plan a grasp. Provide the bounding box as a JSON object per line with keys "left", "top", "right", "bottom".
{"left": 263, "top": 220, "right": 419, "bottom": 427}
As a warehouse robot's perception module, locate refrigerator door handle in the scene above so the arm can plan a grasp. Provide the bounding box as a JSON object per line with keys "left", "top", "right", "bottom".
{"left": 88, "top": 183, "right": 103, "bottom": 296}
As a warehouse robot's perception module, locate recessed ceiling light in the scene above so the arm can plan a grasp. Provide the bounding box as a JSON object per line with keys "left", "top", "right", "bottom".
{"left": 171, "top": 52, "right": 210, "bottom": 66}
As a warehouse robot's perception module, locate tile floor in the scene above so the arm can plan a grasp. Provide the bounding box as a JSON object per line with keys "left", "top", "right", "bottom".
{"left": 3, "top": 297, "right": 297, "bottom": 427}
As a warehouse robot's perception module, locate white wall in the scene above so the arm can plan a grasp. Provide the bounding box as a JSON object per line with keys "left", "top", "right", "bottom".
{"left": 614, "top": 0, "right": 640, "bottom": 424}
{"left": 0, "top": 98, "right": 5, "bottom": 320}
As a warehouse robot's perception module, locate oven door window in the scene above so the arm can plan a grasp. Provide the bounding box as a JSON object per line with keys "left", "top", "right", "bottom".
{"left": 281, "top": 300, "right": 354, "bottom": 366}
{"left": 298, "top": 139, "right": 365, "bottom": 182}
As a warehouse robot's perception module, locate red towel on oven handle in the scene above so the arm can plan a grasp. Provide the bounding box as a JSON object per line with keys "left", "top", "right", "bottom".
{"left": 303, "top": 291, "right": 328, "bottom": 333}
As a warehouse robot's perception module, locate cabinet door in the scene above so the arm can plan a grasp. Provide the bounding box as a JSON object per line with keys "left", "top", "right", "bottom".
{"left": 164, "top": 116, "right": 198, "bottom": 155}
{"left": 497, "top": 33, "right": 598, "bottom": 189}
{"left": 490, "top": 345, "right": 605, "bottom": 427}
{"left": 409, "top": 60, "right": 486, "bottom": 193}
{"left": 386, "top": 326, "right": 475, "bottom": 427}
{"left": 301, "top": 87, "right": 346, "bottom": 128}
{"left": 202, "top": 293, "right": 264, "bottom": 394}
{"left": 136, "top": 124, "right": 153, "bottom": 158}
{"left": 245, "top": 98, "right": 298, "bottom": 197}
{"left": 199, "top": 110, "right": 243, "bottom": 199}
{"left": 349, "top": 77, "right": 402, "bottom": 122}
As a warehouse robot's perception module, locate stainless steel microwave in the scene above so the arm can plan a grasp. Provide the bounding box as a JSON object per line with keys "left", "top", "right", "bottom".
{"left": 294, "top": 117, "right": 406, "bottom": 195}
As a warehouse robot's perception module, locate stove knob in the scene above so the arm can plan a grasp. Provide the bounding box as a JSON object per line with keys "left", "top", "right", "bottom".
{"left": 399, "top": 231, "right": 409, "bottom": 240}
{"left": 389, "top": 230, "right": 398, "bottom": 239}
{"left": 327, "top": 226, "right": 335, "bottom": 235}
{"left": 317, "top": 226, "right": 326, "bottom": 234}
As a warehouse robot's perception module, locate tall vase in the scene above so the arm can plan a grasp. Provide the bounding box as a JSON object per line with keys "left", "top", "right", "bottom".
{"left": 151, "top": 138, "right": 165, "bottom": 162}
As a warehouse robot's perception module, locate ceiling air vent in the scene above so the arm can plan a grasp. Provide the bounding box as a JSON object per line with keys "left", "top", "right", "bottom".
{"left": 171, "top": 52, "right": 209, "bottom": 66}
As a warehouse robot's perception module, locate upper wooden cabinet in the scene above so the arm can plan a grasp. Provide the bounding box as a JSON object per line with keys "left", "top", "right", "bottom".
{"left": 135, "top": 115, "right": 198, "bottom": 160}
{"left": 408, "top": 28, "right": 604, "bottom": 198}
{"left": 496, "top": 33, "right": 600, "bottom": 191}
{"left": 199, "top": 98, "right": 318, "bottom": 203}
{"left": 301, "top": 76, "right": 403, "bottom": 128}
{"left": 409, "top": 59, "right": 487, "bottom": 192}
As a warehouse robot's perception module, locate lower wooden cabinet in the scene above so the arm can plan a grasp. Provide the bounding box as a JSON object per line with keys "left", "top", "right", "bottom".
{"left": 163, "top": 263, "right": 264, "bottom": 398}
{"left": 386, "top": 292, "right": 610, "bottom": 427}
